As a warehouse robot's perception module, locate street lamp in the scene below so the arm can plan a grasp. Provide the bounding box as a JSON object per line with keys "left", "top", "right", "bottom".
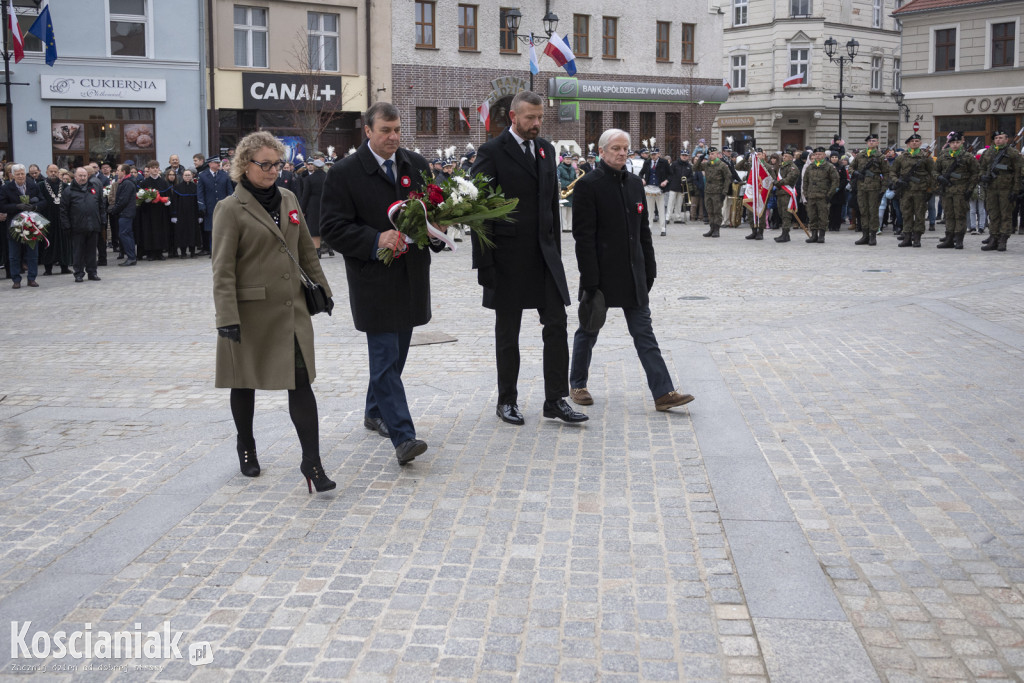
{"left": 891, "top": 90, "right": 910, "bottom": 147}
{"left": 823, "top": 36, "right": 859, "bottom": 140}
{"left": 504, "top": 6, "right": 560, "bottom": 90}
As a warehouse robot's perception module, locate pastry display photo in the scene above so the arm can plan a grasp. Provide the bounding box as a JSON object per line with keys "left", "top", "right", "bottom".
{"left": 124, "top": 123, "right": 155, "bottom": 150}
{"left": 52, "top": 122, "right": 83, "bottom": 151}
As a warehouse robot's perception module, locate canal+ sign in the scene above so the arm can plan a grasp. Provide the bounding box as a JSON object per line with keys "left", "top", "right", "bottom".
{"left": 242, "top": 73, "right": 342, "bottom": 111}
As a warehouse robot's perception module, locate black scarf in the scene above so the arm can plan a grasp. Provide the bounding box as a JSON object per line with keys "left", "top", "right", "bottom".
{"left": 241, "top": 176, "right": 281, "bottom": 215}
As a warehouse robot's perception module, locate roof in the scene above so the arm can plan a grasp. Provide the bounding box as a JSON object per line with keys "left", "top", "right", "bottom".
{"left": 893, "top": 0, "right": 1012, "bottom": 14}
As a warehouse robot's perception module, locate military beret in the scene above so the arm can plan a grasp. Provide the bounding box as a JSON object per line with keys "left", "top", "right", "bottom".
{"left": 904, "top": 133, "right": 921, "bottom": 143}
{"left": 948, "top": 131, "right": 963, "bottom": 142}
{"left": 708, "top": 146, "right": 718, "bottom": 152}
{"left": 783, "top": 147, "right": 795, "bottom": 155}
{"left": 992, "top": 129, "right": 1009, "bottom": 138}
{"left": 814, "top": 146, "right": 826, "bottom": 153}
{"left": 865, "top": 133, "right": 878, "bottom": 142}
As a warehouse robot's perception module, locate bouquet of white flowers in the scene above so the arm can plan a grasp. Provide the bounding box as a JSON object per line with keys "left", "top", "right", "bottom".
{"left": 9, "top": 211, "right": 50, "bottom": 247}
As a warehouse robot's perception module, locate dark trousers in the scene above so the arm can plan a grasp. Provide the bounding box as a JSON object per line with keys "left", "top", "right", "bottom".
{"left": 494, "top": 277, "right": 569, "bottom": 405}
{"left": 365, "top": 328, "right": 415, "bottom": 447}
{"left": 97, "top": 221, "right": 107, "bottom": 264}
{"left": 7, "top": 239, "right": 38, "bottom": 283}
{"left": 118, "top": 216, "right": 136, "bottom": 261}
{"left": 570, "top": 305, "right": 673, "bottom": 399}
{"left": 72, "top": 231, "right": 98, "bottom": 277}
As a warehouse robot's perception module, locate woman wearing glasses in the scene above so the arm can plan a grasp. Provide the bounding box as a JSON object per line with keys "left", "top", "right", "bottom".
{"left": 211, "top": 131, "right": 337, "bottom": 494}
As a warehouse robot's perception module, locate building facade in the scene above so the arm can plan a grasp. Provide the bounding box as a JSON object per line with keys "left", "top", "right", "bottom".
{"left": 1, "top": 0, "right": 204, "bottom": 169}
{"left": 894, "top": 0, "right": 1022, "bottom": 149}
{"left": 713, "top": 0, "right": 902, "bottom": 153}
{"left": 391, "top": 0, "right": 725, "bottom": 158}
{"left": 207, "top": 0, "right": 390, "bottom": 159}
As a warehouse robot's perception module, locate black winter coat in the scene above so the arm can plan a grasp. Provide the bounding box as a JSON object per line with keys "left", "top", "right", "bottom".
{"left": 112, "top": 177, "right": 137, "bottom": 219}
{"left": 60, "top": 181, "right": 104, "bottom": 234}
{"left": 668, "top": 160, "right": 693, "bottom": 192}
{"left": 639, "top": 157, "right": 671, "bottom": 187}
{"left": 320, "top": 142, "right": 442, "bottom": 333}
{"left": 1, "top": 178, "right": 43, "bottom": 229}
{"left": 299, "top": 168, "right": 326, "bottom": 237}
{"left": 571, "top": 161, "right": 656, "bottom": 309}
{"left": 470, "top": 130, "right": 570, "bottom": 310}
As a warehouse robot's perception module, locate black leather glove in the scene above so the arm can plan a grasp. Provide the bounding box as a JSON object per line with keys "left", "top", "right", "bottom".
{"left": 217, "top": 325, "right": 241, "bottom": 343}
{"left": 936, "top": 176, "right": 950, "bottom": 188}
{"left": 852, "top": 171, "right": 865, "bottom": 182}
{"left": 980, "top": 173, "right": 995, "bottom": 184}
{"left": 581, "top": 287, "right": 599, "bottom": 301}
{"left": 646, "top": 278, "right": 654, "bottom": 293}
{"left": 324, "top": 297, "right": 335, "bottom": 316}
{"left": 477, "top": 266, "right": 496, "bottom": 290}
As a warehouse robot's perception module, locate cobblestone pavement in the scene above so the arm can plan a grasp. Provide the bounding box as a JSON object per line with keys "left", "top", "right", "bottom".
{"left": 2, "top": 223, "right": 1024, "bottom": 681}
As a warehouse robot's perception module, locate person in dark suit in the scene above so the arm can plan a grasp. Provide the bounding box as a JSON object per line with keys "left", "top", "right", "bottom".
{"left": 470, "top": 90, "right": 588, "bottom": 426}
{"left": 2, "top": 164, "right": 44, "bottom": 287}
{"left": 567, "top": 129, "right": 695, "bottom": 412}
{"left": 299, "top": 158, "right": 329, "bottom": 256}
{"left": 196, "top": 157, "right": 234, "bottom": 255}
{"left": 320, "top": 101, "right": 444, "bottom": 466}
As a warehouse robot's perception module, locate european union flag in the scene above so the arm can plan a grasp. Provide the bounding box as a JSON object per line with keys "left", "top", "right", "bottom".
{"left": 27, "top": 0, "right": 57, "bottom": 67}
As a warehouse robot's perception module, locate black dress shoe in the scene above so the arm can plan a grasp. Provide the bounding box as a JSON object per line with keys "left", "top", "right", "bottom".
{"left": 74, "top": 275, "right": 84, "bottom": 283}
{"left": 542, "top": 398, "right": 589, "bottom": 423}
{"left": 87, "top": 274, "right": 101, "bottom": 281}
{"left": 363, "top": 416, "right": 390, "bottom": 437}
{"left": 395, "top": 439, "right": 427, "bottom": 465}
{"left": 496, "top": 403, "right": 525, "bottom": 425}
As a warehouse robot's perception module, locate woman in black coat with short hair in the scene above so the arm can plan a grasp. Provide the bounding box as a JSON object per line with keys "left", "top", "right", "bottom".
{"left": 299, "top": 161, "right": 327, "bottom": 255}
{"left": 172, "top": 170, "right": 202, "bottom": 258}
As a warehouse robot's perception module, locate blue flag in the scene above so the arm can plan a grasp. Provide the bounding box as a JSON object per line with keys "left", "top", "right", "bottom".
{"left": 528, "top": 33, "right": 539, "bottom": 75}
{"left": 27, "top": 0, "right": 57, "bottom": 67}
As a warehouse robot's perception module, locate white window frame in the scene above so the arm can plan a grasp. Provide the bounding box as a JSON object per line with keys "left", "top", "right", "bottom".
{"left": 733, "top": 0, "right": 748, "bottom": 27}
{"left": 731, "top": 53, "right": 748, "bottom": 90}
{"left": 892, "top": 56, "right": 901, "bottom": 91}
{"left": 11, "top": 1, "right": 42, "bottom": 53}
{"left": 791, "top": 0, "right": 812, "bottom": 18}
{"left": 870, "top": 55, "right": 883, "bottom": 90}
{"left": 929, "top": 23, "right": 960, "bottom": 74}
{"left": 872, "top": 0, "right": 883, "bottom": 28}
{"left": 105, "top": 0, "right": 153, "bottom": 59}
{"left": 307, "top": 11, "right": 340, "bottom": 71}
{"left": 985, "top": 17, "right": 1019, "bottom": 69}
{"left": 234, "top": 5, "right": 269, "bottom": 69}
{"left": 788, "top": 43, "right": 811, "bottom": 86}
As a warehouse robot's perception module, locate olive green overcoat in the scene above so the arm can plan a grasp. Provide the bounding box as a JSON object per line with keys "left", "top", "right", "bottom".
{"left": 212, "top": 183, "right": 333, "bottom": 390}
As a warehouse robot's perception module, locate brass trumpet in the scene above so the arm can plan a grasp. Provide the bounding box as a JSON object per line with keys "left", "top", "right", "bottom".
{"left": 560, "top": 168, "right": 585, "bottom": 199}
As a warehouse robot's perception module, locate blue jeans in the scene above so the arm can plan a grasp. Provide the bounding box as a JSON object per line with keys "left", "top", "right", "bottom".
{"left": 118, "top": 215, "right": 136, "bottom": 261}
{"left": 365, "top": 329, "right": 415, "bottom": 447}
{"left": 570, "top": 305, "right": 673, "bottom": 400}
{"left": 7, "top": 238, "right": 38, "bottom": 283}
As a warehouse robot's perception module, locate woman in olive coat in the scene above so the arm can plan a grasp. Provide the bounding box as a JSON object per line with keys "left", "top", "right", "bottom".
{"left": 211, "top": 131, "right": 336, "bottom": 493}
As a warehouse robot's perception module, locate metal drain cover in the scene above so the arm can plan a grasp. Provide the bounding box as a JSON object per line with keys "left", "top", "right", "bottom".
{"left": 862, "top": 269, "right": 891, "bottom": 272}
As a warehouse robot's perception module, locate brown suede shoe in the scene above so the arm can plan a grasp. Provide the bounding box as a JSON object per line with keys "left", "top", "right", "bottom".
{"left": 27, "top": 280, "right": 38, "bottom": 287}
{"left": 569, "top": 387, "right": 593, "bottom": 406}
{"left": 11, "top": 282, "right": 20, "bottom": 289}
{"left": 655, "top": 391, "right": 695, "bottom": 411}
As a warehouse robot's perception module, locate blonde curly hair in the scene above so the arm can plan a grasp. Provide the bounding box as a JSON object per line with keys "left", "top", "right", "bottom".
{"left": 231, "top": 131, "right": 286, "bottom": 184}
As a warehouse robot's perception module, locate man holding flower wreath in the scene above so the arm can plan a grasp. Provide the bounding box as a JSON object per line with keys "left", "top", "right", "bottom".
{"left": 3, "top": 163, "right": 44, "bottom": 288}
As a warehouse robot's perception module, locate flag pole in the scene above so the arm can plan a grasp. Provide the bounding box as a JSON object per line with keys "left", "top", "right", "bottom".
{"left": 2, "top": 1, "right": 14, "bottom": 161}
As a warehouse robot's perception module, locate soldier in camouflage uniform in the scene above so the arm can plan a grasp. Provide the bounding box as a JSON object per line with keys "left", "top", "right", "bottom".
{"left": 696, "top": 147, "right": 733, "bottom": 238}
{"left": 850, "top": 133, "right": 887, "bottom": 246}
{"left": 888, "top": 133, "right": 937, "bottom": 247}
{"left": 802, "top": 147, "right": 839, "bottom": 243}
{"left": 978, "top": 129, "right": 1024, "bottom": 252}
{"left": 772, "top": 149, "right": 801, "bottom": 243}
{"left": 736, "top": 148, "right": 773, "bottom": 240}
{"left": 935, "top": 131, "right": 980, "bottom": 250}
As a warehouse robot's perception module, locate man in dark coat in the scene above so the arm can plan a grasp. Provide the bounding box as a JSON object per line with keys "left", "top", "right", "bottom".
{"left": 196, "top": 157, "right": 233, "bottom": 255}
{"left": 568, "top": 128, "right": 695, "bottom": 412}
{"left": 60, "top": 167, "right": 104, "bottom": 283}
{"left": 299, "top": 158, "right": 327, "bottom": 252}
{"left": 665, "top": 150, "right": 693, "bottom": 233}
{"left": 2, "top": 163, "right": 44, "bottom": 287}
{"left": 320, "top": 101, "right": 443, "bottom": 466}
{"left": 639, "top": 148, "right": 671, "bottom": 225}
{"left": 111, "top": 164, "right": 138, "bottom": 265}
{"left": 471, "top": 90, "right": 588, "bottom": 426}
{"left": 38, "top": 164, "right": 71, "bottom": 275}
{"left": 276, "top": 162, "right": 299, "bottom": 194}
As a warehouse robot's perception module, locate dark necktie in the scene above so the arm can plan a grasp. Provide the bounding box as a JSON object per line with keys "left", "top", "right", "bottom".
{"left": 523, "top": 141, "right": 534, "bottom": 160}
{"left": 383, "top": 159, "right": 396, "bottom": 184}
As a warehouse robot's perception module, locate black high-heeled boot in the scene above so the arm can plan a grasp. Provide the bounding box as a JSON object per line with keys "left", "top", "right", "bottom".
{"left": 300, "top": 459, "right": 336, "bottom": 493}
{"left": 237, "top": 436, "right": 261, "bottom": 477}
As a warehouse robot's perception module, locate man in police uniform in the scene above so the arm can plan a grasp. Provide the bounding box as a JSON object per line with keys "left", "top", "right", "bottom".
{"left": 888, "top": 133, "right": 937, "bottom": 247}
{"left": 802, "top": 147, "right": 839, "bottom": 243}
{"left": 695, "top": 147, "right": 732, "bottom": 238}
{"left": 773, "top": 149, "right": 801, "bottom": 243}
{"left": 850, "top": 133, "right": 888, "bottom": 246}
{"left": 935, "top": 131, "right": 979, "bottom": 250}
{"left": 978, "top": 129, "right": 1024, "bottom": 252}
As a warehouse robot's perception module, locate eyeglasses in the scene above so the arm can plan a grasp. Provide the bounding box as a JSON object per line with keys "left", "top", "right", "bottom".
{"left": 249, "top": 159, "right": 286, "bottom": 172}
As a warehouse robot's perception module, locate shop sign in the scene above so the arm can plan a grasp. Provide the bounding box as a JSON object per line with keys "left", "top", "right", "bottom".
{"left": 242, "top": 72, "right": 344, "bottom": 111}
{"left": 41, "top": 75, "right": 167, "bottom": 102}
{"left": 548, "top": 77, "right": 730, "bottom": 104}
{"left": 482, "top": 76, "right": 530, "bottom": 108}
{"left": 717, "top": 116, "right": 756, "bottom": 127}
{"left": 963, "top": 96, "right": 1024, "bottom": 114}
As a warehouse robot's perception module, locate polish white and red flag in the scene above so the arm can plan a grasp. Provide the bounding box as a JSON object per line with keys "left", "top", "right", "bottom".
{"left": 458, "top": 107, "right": 471, "bottom": 130}
{"left": 779, "top": 171, "right": 798, "bottom": 213}
{"left": 743, "top": 154, "right": 772, "bottom": 218}
{"left": 8, "top": 0, "right": 24, "bottom": 63}
{"left": 782, "top": 72, "right": 804, "bottom": 88}
{"left": 478, "top": 100, "right": 490, "bottom": 132}
{"left": 722, "top": 77, "right": 731, "bottom": 91}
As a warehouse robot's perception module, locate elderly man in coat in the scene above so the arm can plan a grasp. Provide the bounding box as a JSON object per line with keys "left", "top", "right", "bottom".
{"left": 320, "top": 101, "right": 444, "bottom": 466}
{"left": 471, "top": 90, "right": 587, "bottom": 426}
{"left": 3, "top": 163, "right": 43, "bottom": 287}
{"left": 60, "top": 167, "right": 105, "bottom": 283}
{"left": 567, "top": 128, "right": 695, "bottom": 412}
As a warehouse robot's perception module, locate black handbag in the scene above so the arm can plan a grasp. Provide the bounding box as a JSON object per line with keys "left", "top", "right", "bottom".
{"left": 263, "top": 215, "right": 332, "bottom": 316}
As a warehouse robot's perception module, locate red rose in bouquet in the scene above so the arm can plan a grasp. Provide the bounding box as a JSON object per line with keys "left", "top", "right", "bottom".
{"left": 426, "top": 184, "right": 444, "bottom": 206}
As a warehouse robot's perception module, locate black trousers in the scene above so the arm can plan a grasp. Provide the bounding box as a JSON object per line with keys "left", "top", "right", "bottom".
{"left": 494, "top": 275, "right": 569, "bottom": 405}
{"left": 72, "top": 231, "right": 98, "bottom": 277}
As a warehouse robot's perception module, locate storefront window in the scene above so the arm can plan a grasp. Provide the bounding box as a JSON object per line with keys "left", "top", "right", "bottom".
{"left": 50, "top": 107, "right": 156, "bottom": 169}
